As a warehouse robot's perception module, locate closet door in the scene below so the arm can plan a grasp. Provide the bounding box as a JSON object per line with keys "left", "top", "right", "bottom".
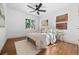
{"left": 0, "top": 28, "right": 6, "bottom": 52}
{"left": 0, "top": 4, "right": 6, "bottom": 53}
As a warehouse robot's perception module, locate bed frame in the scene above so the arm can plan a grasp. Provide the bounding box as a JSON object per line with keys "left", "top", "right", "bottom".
{"left": 27, "top": 36, "right": 36, "bottom": 47}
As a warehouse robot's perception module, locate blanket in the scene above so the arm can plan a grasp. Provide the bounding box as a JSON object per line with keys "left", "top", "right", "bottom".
{"left": 26, "top": 33, "right": 56, "bottom": 49}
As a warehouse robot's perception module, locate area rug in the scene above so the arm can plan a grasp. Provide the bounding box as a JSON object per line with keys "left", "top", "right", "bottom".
{"left": 15, "top": 39, "right": 41, "bottom": 55}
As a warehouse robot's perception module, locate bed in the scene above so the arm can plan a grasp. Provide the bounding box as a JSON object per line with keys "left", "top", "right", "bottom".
{"left": 26, "top": 33, "right": 56, "bottom": 49}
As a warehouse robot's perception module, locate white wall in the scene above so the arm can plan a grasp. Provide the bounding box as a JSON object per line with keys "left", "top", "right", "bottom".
{"left": 6, "top": 7, "right": 39, "bottom": 38}
{"left": 64, "top": 4, "right": 79, "bottom": 44}
{"left": 39, "top": 4, "right": 79, "bottom": 45}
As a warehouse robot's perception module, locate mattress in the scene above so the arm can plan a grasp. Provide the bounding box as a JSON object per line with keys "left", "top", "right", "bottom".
{"left": 26, "top": 33, "right": 50, "bottom": 49}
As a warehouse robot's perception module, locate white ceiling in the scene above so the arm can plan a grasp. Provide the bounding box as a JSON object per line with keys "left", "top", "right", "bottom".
{"left": 6, "top": 3, "right": 70, "bottom": 16}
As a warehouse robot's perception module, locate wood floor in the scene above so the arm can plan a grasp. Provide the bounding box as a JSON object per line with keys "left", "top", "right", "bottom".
{"left": 37, "top": 41, "right": 79, "bottom": 55}
{"left": 0, "top": 37, "right": 79, "bottom": 55}
{"left": 0, "top": 37, "right": 26, "bottom": 55}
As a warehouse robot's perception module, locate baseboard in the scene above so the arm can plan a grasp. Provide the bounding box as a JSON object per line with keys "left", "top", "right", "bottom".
{"left": 7, "top": 36, "right": 26, "bottom": 40}
{"left": 59, "top": 39, "right": 77, "bottom": 46}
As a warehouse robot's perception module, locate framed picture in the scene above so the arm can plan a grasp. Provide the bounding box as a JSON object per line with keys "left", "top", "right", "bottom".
{"left": 25, "top": 19, "right": 35, "bottom": 29}
{"left": 0, "top": 4, "right": 5, "bottom": 27}
{"left": 56, "top": 14, "right": 68, "bottom": 30}
{"left": 41, "top": 19, "right": 48, "bottom": 26}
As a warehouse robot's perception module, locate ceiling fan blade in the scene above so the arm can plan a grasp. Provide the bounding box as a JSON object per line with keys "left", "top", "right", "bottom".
{"left": 39, "top": 3, "right": 42, "bottom": 7}
{"left": 27, "top": 5, "right": 35, "bottom": 10}
{"left": 37, "top": 12, "right": 39, "bottom": 15}
{"left": 38, "top": 10, "right": 46, "bottom": 12}
{"left": 30, "top": 10, "right": 36, "bottom": 13}
{"left": 36, "top": 5, "right": 38, "bottom": 7}
{"left": 36, "top": 3, "right": 42, "bottom": 10}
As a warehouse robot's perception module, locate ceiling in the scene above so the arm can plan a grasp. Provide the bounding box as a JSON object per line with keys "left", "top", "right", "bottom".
{"left": 6, "top": 3, "right": 70, "bottom": 16}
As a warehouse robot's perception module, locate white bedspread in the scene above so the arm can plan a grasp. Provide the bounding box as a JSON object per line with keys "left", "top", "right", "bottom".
{"left": 26, "top": 33, "right": 56, "bottom": 49}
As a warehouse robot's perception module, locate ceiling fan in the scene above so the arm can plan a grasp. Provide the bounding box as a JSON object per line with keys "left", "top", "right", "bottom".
{"left": 27, "top": 3, "right": 46, "bottom": 15}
